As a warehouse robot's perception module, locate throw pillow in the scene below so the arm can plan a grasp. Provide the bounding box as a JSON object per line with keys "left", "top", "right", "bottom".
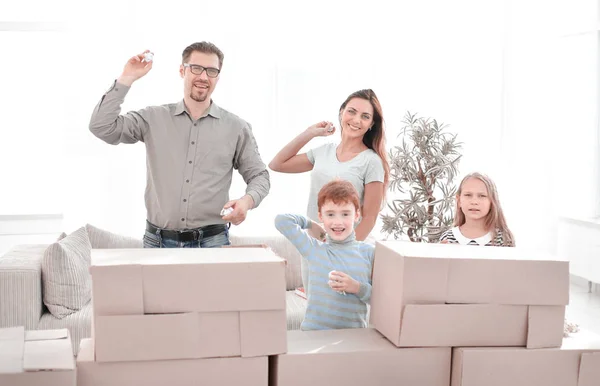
{"left": 85, "top": 224, "right": 142, "bottom": 249}
{"left": 42, "top": 226, "right": 92, "bottom": 319}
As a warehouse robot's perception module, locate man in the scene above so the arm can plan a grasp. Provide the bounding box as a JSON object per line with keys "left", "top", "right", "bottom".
{"left": 89, "top": 42, "right": 270, "bottom": 248}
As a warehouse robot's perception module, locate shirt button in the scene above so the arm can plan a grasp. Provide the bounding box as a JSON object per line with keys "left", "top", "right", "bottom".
{"left": 191, "top": 141, "right": 195, "bottom": 145}
{"left": 189, "top": 161, "right": 192, "bottom": 164}
{"left": 183, "top": 199, "right": 187, "bottom": 202}
{"left": 186, "top": 179, "right": 190, "bottom": 183}
{"left": 115, "top": 88, "right": 119, "bottom": 91}
{"left": 181, "top": 218, "right": 185, "bottom": 221}
{"left": 194, "top": 123, "right": 197, "bottom": 126}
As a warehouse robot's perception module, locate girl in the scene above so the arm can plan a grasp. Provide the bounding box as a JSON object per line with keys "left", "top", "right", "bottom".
{"left": 439, "top": 172, "right": 515, "bottom": 247}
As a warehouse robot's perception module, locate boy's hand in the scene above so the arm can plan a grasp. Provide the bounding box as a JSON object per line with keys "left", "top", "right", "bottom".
{"left": 328, "top": 271, "right": 360, "bottom": 294}
{"left": 308, "top": 221, "right": 326, "bottom": 241}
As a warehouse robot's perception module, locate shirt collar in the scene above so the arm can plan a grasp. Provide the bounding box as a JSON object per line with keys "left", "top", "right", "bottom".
{"left": 452, "top": 226, "right": 492, "bottom": 246}
{"left": 206, "top": 101, "right": 221, "bottom": 118}
{"left": 173, "top": 100, "right": 222, "bottom": 119}
{"left": 327, "top": 231, "right": 357, "bottom": 246}
{"left": 174, "top": 100, "right": 186, "bottom": 116}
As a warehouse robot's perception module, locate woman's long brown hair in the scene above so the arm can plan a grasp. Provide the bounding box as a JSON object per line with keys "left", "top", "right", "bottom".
{"left": 339, "top": 89, "right": 390, "bottom": 190}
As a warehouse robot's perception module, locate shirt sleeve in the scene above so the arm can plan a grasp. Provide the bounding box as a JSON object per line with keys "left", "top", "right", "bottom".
{"left": 89, "top": 81, "right": 149, "bottom": 145}
{"left": 357, "top": 282, "right": 372, "bottom": 304}
{"left": 234, "top": 123, "right": 270, "bottom": 208}
{"left": 274, "top": 214, "right": 319, "bottom": 259}
{"left": 439, "top": 229, "right": 453, "bottom": 243}
{"left": 306, "top": 143, "right": 330, "bottom": 165}
{"left": 355, "top": 244, "right": 375, "bottom": 304}
{"left": 306, "top": 149, "right": 316, "bottom": 165}
{"left": 364, "top": 152, "right": 385, "bottom": 184}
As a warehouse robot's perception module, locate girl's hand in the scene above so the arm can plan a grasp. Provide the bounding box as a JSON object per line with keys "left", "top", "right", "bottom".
{"left": 306, "top": 121, "right": 336, "bottom": 138}
{"left": 328, "top": 271, "right": 360, "bottom": 294}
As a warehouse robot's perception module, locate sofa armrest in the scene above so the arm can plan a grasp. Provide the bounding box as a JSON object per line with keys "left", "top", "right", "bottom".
{"left": 0, "top": 244, "right": 47, "bottom": 329}
{"left": 230, "top": 234, "right": 303, "bottom": 291}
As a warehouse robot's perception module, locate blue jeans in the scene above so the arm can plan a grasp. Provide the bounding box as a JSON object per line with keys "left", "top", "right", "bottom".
{"left": 143, "top": 227, "right": 230, "bottom": 248}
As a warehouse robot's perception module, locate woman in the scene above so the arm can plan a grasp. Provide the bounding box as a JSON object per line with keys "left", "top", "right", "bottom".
{"left": 269, "top": 89, "right": 389, "bottom": 288}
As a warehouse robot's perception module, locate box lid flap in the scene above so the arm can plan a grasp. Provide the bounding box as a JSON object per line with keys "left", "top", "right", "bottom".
{"left": 378, "top": 240, "right": 568, "bottom": 262}
{"left": 286, "top": 328, "right": 394, "bottom": 354}
{"left": 91, "top": 247, "right": 285, "bottom": 267}
{"left": 23, "top": 331, "right": 74, "bottom": 371}
{"left": 25, "top": 329, "right": 68, "bottom": 342}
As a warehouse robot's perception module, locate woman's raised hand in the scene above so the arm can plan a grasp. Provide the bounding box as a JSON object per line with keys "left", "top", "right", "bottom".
{"left": 306, "top": 121, "right": 336, "bottom": 138}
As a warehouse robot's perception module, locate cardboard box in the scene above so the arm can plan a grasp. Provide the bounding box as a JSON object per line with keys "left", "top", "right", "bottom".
{"left": 370, "top": 241, "right": 569, "bottom": 348}
{"left": 222, "top": 244, "right": 269, "bottom": 249}
{"left": 77, "top": 338, "right": 268, "bottom": 386}
{"left": 0, "top": 327, "right": 75, "bottom": 386}
{"left": 94, "top": 310, "right": 287, "bottom": 362}
{"left": 451, "top": 331, "right": 600, "bottom": 386}
{"left": 91, "top": 248, "right": 287, "bottom": 315}
{"left": 271, "top": 328, "right": 451, "bottom": 386}
{"left": 90, "top": 247, "right": 288, "bottom": 361}
{"left": 396, "top": 304, "right": 564, "bottom": 348}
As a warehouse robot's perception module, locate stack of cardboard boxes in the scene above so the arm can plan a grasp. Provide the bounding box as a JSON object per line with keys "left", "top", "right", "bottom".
{"left": 370, "top": 241, "right": 567, "bottom": 349}
{"left": 2, "top": 240, "right": 600, "bottom": 385}
{"left": 270, "top": 241, "right": 600, "bottom": 386}
{"left": 76, "top": 247, "right": 287, "bottom": 386}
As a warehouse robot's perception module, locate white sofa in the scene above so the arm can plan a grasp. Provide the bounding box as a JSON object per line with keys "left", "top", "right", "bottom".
{"left": 0, "top": 227, "right": 307, "bottom": 355}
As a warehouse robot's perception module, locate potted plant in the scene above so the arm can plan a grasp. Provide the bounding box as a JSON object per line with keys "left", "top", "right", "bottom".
{"left": 380, "top": 111, "right": 462, "bottom": 242}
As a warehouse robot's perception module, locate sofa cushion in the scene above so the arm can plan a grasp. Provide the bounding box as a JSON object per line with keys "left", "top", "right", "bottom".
{"left": 41, "top": 227, "right": 92, "bottom": 319}
{"left": 285, "top": 290, "right": 306, "bottom": 330}
{"left": 230, "top": 234, "right": 303, "bottom": 290}
{"left": 85, "top": 224, "right": 142, "bottom": 249}
{"left": 38, "top": 302, "right": 92, "bottom": 355}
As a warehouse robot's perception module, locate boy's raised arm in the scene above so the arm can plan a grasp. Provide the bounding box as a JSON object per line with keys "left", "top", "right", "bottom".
{"left": 274, "top": 214, "right": 320, "bottom": 258}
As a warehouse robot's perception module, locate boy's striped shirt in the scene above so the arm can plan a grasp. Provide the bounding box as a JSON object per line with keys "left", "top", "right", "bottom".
{"left": 274, "top": 214, "right": 374, "bottom": 330}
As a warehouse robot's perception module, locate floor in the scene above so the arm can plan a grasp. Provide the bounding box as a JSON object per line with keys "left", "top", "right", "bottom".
{"left": 565, "top": 280, "right": 600, "bottom": 336}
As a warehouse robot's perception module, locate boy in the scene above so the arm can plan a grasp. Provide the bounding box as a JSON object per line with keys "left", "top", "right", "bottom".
{"left": 274, "top": 180, "right": 374, "bottom": 330}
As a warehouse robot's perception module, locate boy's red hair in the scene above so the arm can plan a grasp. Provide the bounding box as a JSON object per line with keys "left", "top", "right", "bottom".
{"left": 317, "top": 180, "right": 360, "bottom": 212}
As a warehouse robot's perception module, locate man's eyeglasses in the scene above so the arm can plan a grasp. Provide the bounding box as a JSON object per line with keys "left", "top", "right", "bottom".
{"left": 183, "top": 63, "right": 220, "bottom": 78}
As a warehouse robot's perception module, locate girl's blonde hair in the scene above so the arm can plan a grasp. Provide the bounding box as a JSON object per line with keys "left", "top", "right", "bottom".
{"left": 454, "top": 172, "right": 515, "bottom": 246}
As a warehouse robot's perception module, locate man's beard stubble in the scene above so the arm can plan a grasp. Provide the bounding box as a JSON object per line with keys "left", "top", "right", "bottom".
{"left": 190, "top": 90, "right": 207, "bottom": 102}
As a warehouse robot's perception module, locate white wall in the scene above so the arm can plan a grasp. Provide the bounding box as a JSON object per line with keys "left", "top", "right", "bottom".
{"left": 62, "top": 0, "right": 507, "bottom": 239}
{"left": 500, "top": 0, "right": 599, "bottom": 253}
{"left": 0, "top": 215, "right": 63, "bottom": 255}
{"left": 1, "top": 0, "right": 598, "bottom": 254}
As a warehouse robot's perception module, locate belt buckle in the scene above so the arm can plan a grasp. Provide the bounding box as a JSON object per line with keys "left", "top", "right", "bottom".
{"left": 190, "top": 228, "right": 201, "bottom": 241}
{"left": 176, "top": 229, "right": 189, "bottom": 242}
